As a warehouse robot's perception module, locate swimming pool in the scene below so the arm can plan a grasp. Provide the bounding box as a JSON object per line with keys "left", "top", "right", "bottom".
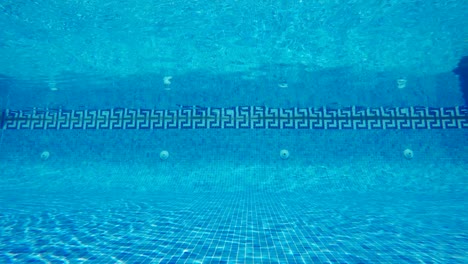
{"left": 1, "top": 0, "right": 467, "bottom": 263}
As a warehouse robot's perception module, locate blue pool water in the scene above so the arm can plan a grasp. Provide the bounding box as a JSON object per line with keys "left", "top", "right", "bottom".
{"left": 1, "top": 0, "right": 468, "bottom": 263}
{"left": 0, "top": 192, "right": 466, "bottom": 263}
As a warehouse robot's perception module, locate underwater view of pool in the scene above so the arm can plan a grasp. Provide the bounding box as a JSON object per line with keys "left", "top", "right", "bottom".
{"left": 1, "top": 0, "right": 467, "bottom": 263}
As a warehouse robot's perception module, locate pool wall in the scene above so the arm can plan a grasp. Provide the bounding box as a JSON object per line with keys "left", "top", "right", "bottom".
{"left": 0, "top": 68, "right": 467, "bottom": 196}
{"left": 0, "top": 126, "right": 466, "bottom": 195}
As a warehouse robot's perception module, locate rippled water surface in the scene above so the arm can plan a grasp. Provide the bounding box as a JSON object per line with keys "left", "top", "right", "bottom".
{"left": 0, "top": 191, "right": 466, "bottom": 263}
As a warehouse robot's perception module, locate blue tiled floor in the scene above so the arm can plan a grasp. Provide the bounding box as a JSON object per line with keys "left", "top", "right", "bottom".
{"left": 0, "top": 191, "right": 466, "bottom": 263}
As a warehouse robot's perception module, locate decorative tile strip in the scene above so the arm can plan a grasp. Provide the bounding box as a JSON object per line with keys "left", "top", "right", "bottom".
{"left": 1, "top": 106, "right": 467, "bottom": 130}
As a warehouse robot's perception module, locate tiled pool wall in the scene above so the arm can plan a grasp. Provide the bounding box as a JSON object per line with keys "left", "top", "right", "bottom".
{"left": 0, "top": 127, "right": 466, "bottom": 195}
{"left": 0, "top": 66, "right": 465, "bottom": 109}
{"left": 0, "top": 72, "right": 467, "bottom": 195}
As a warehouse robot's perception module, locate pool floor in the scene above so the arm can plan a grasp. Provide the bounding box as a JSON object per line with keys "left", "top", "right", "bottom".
{"left": 0, "top": 191, "right": 466, "bottom": 263}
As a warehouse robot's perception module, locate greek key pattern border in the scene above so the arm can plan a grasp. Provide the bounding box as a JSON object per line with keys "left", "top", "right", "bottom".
{"left": 1, "top": 106, "right": 467, "bottom": 130}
